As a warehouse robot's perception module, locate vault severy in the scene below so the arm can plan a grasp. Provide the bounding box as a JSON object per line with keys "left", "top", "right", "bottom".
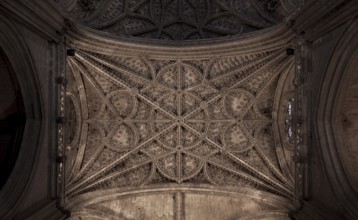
{"left": 55, "top": 0, "right": 301, "bottom": 40}
{"left": 62, "top": 27, "right": 296, "bottom": 199}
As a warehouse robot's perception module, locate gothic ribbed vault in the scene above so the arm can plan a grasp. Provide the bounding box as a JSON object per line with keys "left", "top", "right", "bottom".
{"left": 56, "top": 0, "right": 300, "bottom": 40}
{"left": 2, "top": 0, "right": 358, "bottom": 219}
{"left": 50, "top": 1, "right": 305, "bottom": 219}
{"left": 58, "top": 20, "right": 300, "bottom": 219}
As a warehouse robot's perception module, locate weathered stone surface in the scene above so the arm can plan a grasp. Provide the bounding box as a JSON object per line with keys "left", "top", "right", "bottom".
{"left": 55, "top": 0, "right": 301, "bottom": 40}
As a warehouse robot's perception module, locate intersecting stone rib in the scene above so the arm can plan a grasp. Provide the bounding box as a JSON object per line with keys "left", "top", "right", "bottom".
{"left": 181, "top": 123, "right": 223, "bottom": 151}
{"left": 76, "top": 52, "right": 178, "bottom": 120}
{"left": 183, "top": 118, "right": 292, "bottom": 195}
{"left": 75, "top": 53, "right": 131, "bottom": 90}
{"left": 213, "top": 0, "right": 268, "bottom": 28}
{"left": 72, "top": 60, "right": 122, "bottom": 119}
{"left": 66, "top": 146, "right": 104, "bottom": 188}
{"left": 63, "top": 41, "right": 297, "bottom": 201}
{"left": 137, "top": 94, "right": 177, "bottom": 119}
{"left": 239, "top": 123, "right": 294, "bottom": 189}
{"left": 67, "top": 123, "right": 177, "bottom": 194}
{"left": 227, "top": 51, "right": 287, "bottom": 90}
{"left": 249, "top": 0, "right": 278, "bottom": 23}
{"left": 69, "top": 159, "right": 152, "bottom": 196}
{"left": 207, "top": 160, "right": 291, "bottom": 197}
{"left": 66, "top": 60, "right": 90, "bottom": 181}
{"left": 183, "top": 94, "right": 222, "bottom": 119}
{"left": 240, "top": 57, "right": 294, "bottom": 118}
{"left": 81, "top": 51, "right": 153, "bottom": 85}
{"left": 226, "top": 152, "right": 293, "bottom": 196}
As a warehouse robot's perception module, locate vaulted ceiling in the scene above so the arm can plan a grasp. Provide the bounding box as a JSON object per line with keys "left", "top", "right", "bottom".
{"left": 2, "top": 0, "right": 358, "bottom": 219}
{"left": 65, "top": 47, "right": 295, "bottom": 197}
{"left": 58, "top": 15, "right": 300, "bottom": 218}
{"left": 56, "top": 0, "right": 300, "bottom": 40}
{"left": 50, "top": 0, "right": 304, "bottom": 219}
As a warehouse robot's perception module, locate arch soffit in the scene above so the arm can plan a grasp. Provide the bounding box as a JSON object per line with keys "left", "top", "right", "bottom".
{"left": 66, "top": 23, "right": 296, "bottom": 59}
{"left": 315, "top": 19, "right": 358, "bottom": 219}
{"left": 0, "top": 15, "right": 44, "bottom": 218}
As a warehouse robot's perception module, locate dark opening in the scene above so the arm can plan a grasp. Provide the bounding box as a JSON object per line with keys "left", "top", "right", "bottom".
{"left": 0, "top": 48, "right": 26, "bottom": 189}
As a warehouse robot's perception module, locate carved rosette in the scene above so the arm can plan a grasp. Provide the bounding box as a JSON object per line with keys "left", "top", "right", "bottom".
{"left": 63, "top": 42, "right": 295, "bottom": 201}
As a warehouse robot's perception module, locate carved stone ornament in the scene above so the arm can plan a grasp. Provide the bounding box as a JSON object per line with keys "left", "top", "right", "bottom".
{"left": 60, "top": 25, "right": 297, "bottom": 210}
{"left": 55, "top": 0, "right": 302, "bottom": 40}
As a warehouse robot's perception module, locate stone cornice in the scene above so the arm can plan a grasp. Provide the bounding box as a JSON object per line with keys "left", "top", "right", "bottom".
{"left": 65, "top": 23, "right": 296, "bottom": 59}
{"left": 64, "top": 185, "right": 295, "bottom": 211}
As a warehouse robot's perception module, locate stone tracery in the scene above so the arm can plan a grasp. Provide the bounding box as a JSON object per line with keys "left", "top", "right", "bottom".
{"left": 63, "top": 45, "right": 295, "bottom": 200}
{"left": 56, "top": 0, "right": 301, "bottom": 40}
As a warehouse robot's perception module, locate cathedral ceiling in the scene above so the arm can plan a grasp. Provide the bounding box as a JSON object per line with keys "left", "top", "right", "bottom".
{"left": 55, "top": 0, "right": 300, "bottom": 40}
{"left": 49, "top": 0, "right": 306, "bottom": 214}
{"left": 58, "top": 25, "right": 299, "bottom": 217}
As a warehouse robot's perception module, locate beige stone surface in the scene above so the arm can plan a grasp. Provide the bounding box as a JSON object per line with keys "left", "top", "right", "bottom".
{"left": 68, "top": 188, "right": 292, "bottom": 220}
{"left": 60, "top": 23, "right": 297, "bottom": 219}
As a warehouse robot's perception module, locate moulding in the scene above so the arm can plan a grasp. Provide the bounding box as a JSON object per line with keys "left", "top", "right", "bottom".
{"left": 315, "top": 19, "right": 358, "bottom": 220}
{"left": 66, "top": 23, "right": 296, "bottom": 59}
{"left": 0, "top": 0, "right": 66, "bottom": 42}
{"left": 0, "top": 15, "right": 44, "bottom": 219}
{"left": 64, "top": 184, "right": 295, "bottom": 211}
